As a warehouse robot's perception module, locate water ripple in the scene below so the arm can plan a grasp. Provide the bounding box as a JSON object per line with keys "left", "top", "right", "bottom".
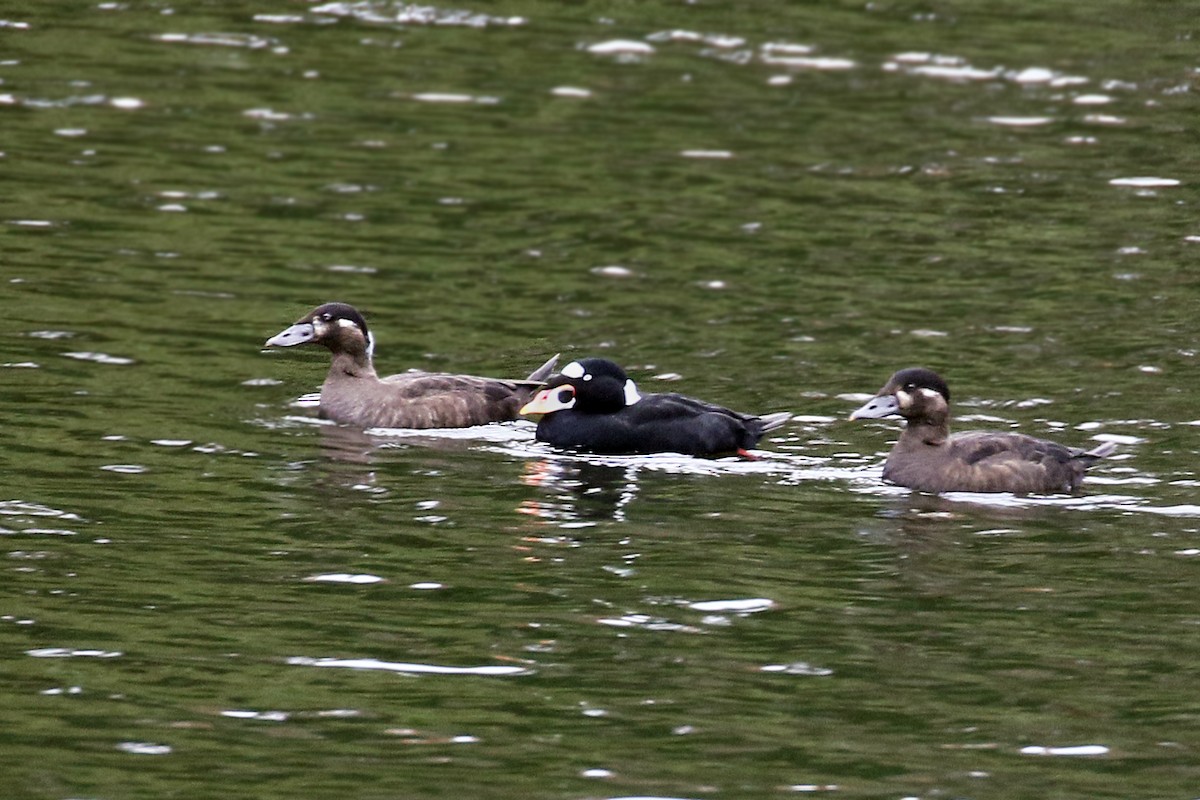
{"left": 0, "top": 500, "right": 85, "bottom": 521}
{"left": 221, "top": 710, "right": 290, "bottom": 722}
{"left": 761, "top": 662, "right": 834, "bottom": 677}
{"left": 304, "top": 573, "right": 386, "bottom": 584}
{"left": 1020, "top": 744, "right": 1109, "bottom": 757}
{"left": 287, "top": 656, "right": 531, "bottom": 676}
{"left": 586, "top": 39, "right": 656, "bottom": 57}
{"left": 311, "top": 2, "right": 525, "bottom": 28}
{"left": 62, "top": 351, "right": 135, "bottom": 365}
{"left": 27, "top": 648, "right": 122, "bottom": 658}
{"left": 117, "top": 742, "right": 172, "bottom": 755}
{"left": 155, "top": 32, "right": 279, "bottom": 49}
{"left": 688, "top": 598, "right": 775, "bottom": 614}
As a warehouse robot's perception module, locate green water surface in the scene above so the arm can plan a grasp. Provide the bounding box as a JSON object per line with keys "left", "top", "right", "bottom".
{"left": 1, "top": 2, "right": 1198, "bottom": 798}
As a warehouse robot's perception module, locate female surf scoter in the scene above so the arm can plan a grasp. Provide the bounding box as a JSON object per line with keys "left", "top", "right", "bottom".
{"left": 850, "top": 367, "right": 1115, "bottom": 493}
{"left": 265, "top": 302, "right": 557, "bottom": 429}
{"left": 519, "top": 357, "right": 790, "bottom": 456}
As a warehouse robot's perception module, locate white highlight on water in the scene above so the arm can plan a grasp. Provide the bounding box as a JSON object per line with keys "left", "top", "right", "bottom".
{"left": 305, "top": 573, "right": 385, "bottom": 584}
{"left": 287, "top": 657, "right": 529, "bottom": 676}
{"left": 1020, "top": 744, "right": 1109, "bottom": 757}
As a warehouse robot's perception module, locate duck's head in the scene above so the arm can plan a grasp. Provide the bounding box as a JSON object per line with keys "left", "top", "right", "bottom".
{"left": 519, "top": 358, "right": 642, "bottom": 416}
{"left": 265, "top": 302, "right": 375, "bottom": 358}
{"left": 850, "top": 367, "right": 950, "bottom": 423}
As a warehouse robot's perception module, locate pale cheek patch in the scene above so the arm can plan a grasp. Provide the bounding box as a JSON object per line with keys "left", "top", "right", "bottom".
{"left": 561, "top": 361, "right": 586, "bottom": 379}
{"left": 917, "top": 387, "right": 941, "bottom": 401}
{"left": 895, "top": 389, "right": 913, "bottom": 410}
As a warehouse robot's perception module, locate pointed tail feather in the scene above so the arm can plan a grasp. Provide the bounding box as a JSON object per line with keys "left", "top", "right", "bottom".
{"left": 526, "top": 352, "right": 560, "bottom": 383}
{"left": 524, "top": 353, "right": 560, "bottom": 384}
{"left": 1080, "top": 441, "right": 1117, "bottom": 461}
{"left": 757, "top": 412, "right": 792, "bottom": 433}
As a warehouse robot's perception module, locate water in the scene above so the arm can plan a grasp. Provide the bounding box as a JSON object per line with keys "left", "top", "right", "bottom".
{"left": 2, "top": 1, "right": 1199, "bottom": 797}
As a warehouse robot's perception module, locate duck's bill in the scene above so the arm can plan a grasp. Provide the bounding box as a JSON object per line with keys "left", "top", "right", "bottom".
{"left": 265, "top": 322, "right": 315, "bottom": 348}
{"left": 849, "top": 394, "right": 900, "bottom": 420}
{"left": 520, "top": 387, "right": 574, "bottom": 415}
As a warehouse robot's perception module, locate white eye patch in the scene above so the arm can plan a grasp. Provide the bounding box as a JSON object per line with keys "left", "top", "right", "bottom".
{"left": 623, "top": 378, "right": 642, "bottom": 405}
{"left": 561, "top": 361, "right": 586, "bottom": 379}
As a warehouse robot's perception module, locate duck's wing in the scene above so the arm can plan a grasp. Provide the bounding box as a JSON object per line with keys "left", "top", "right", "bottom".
{"left": 949, "top": 431, "right": 1098, "bottom": 493}
{"left": 623, "top": 393, "right": 776, "bottom": 454}
{"left": 323, "top": 372, "right": 529, "bottom": 428}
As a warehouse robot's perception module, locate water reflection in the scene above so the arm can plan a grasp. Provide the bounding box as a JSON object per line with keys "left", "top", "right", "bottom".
{"left": 520, "top": 459, "right": 641, "bottom": 524}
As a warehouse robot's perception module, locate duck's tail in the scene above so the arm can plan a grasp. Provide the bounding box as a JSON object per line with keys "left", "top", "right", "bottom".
{"left": 1078, "top": 441, "right": 1117, "bottom": 462}
{"left": 757, "top": 412, "right": 792, "bottom": 433}
{"left": 523, "top": 353, "right": 560, "bottom": 384}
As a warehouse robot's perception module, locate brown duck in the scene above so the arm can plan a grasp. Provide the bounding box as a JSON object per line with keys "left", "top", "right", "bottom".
{"left": 265, "top": 302, "right": 557, "bottom": 429}
{"left": 850, "top": 367, "right": 1115, "bottom": 494}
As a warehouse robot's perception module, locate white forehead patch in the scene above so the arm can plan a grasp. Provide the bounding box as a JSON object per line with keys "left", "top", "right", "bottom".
{"left": 561, "top": 361, "right": 586, "bottom": 379}
{"left": 623, "top": 378, "right": 642, "bottom": 405}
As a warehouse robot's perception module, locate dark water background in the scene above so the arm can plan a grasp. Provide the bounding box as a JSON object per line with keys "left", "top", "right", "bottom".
{"left": 2, "top": 2, "right": 1198, "bottom": 798}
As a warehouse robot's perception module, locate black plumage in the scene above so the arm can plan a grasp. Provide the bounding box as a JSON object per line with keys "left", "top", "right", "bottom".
{"left": 519, "top": 357, "right": 790, "bottom": 456}
{"left": 265, "top": 302, "right": 557, "bottom": 429}
{"left": 850, "top": 367, "right": 1115, "bottom": 494}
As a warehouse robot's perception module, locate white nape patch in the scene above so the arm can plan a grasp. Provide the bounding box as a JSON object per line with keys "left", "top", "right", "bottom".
{"left": 336, "top": 317, "right": 373, "bottom": 358}
{"left": 623, "top": 378, "right": 642, "bottom": 405}
{"left": 561, "top": 361, "right": 586, "bottom": 379}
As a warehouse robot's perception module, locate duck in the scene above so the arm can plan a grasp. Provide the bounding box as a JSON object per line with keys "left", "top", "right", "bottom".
{"left": 265, "top": 302, "right": 558, "bottom": 429}
{"left": 849, "top": 366, "right": 1116, "bottom": 494}
{"left": 518, "top": 357, "right": 791, "bottom": 456}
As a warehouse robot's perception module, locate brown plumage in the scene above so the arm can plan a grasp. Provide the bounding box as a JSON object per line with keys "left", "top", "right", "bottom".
{"left": 850, "top": 367, "right": 1115, "bottom": 494}
{"left": 265, "top": 302, "right": 558, "bottom": 429}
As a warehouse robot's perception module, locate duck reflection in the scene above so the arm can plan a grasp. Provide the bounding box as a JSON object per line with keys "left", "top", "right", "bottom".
{"left": 317, "top": 424, "right": 379, "bottom": 465}
{"left": 309, "top": 425, "right": 484, "bottom": 493}
{"left": 519, "top": 458, "right": 642, "bottom": 524}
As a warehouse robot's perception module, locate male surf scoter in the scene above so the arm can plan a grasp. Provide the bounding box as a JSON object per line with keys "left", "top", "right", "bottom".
{"left": 519, "top": 357, "right": 790, "bottom": 456}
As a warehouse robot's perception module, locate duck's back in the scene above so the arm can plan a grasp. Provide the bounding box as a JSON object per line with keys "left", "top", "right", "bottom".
{"left": 536, "top": 392, "right": 775, "bottom": 456}
{"left": 885, "top": 430, "right": 1106, "bottom": 494}
{"left": 322, "top": 371, "right": 540, "bottom": 429}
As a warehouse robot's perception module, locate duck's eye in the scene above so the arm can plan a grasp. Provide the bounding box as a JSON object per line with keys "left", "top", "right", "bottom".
{"left": 321, "top": 313, "right": 333, "bottom": 321}
{"left": 557, "top": 388, "right": 574, "bottom": 404}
